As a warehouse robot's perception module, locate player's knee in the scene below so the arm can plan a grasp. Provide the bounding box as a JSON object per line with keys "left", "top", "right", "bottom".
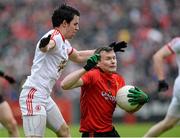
{"left": 162, "top": 119, "right": 175, "bottom": 130}
{"left": 56, "top": 123, "right": 70, "bottom": 137}
{"left": 164, "top": 122, "right": 175, "bottom": 130}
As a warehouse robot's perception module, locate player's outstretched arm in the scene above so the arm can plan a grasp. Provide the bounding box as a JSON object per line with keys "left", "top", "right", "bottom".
{"left": 153, "top": 46, "right": 172, "bottom": 92}
{"left": 69, "top": 49, "right": 96, "bottom": 63}
{"left": 69, "top": 41, "right": 127, "bottom": 63}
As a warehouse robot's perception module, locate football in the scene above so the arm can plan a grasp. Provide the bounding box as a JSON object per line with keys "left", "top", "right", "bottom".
{"left": 116, "top": 85, "right": 140, "bottom": 112}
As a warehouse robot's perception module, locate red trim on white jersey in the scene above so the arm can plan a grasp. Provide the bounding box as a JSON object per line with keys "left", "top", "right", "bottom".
{"left": 26, "top": 88, "right": 37, "bottom": 116}
{"left": 55, "top": 28, "right": 65, "bottom": 42}
{"left": 166, "top": 44, "right": 175, "bottom": 54}
{"left": 68, "top": 48, "right": 74, "bottom": 55}
{"left": 50, "top": 30, "right": 59, "bottom": 46}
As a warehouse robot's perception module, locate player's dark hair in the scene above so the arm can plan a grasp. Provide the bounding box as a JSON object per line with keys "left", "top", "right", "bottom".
{"left": 94, "top": 47, "right": 113, "bottom": 54}
{"left": 52, "top": 4, "right": 80, "bottom": 27}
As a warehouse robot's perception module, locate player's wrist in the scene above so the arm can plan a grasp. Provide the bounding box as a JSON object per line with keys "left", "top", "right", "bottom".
{"left": 39, "top": 35, "right": 51, "bottom": 49}
{"left": 83, "top": 64, "right": 92, "bottom": 71}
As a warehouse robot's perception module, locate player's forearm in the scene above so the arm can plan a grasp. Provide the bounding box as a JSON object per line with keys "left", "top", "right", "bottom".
{"left": 153, "top": 54, "right": 165, "bottom": 80}
{"left": 76, "top": 50, "right": 95, "bottom": 63}
{"left": 61, "top": 68, "right": 86, "bottom": 90}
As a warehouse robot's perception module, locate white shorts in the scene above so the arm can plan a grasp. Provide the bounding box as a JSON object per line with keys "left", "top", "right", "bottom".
{"left": 19, "top": 87, "right": 65, "bottom": 136}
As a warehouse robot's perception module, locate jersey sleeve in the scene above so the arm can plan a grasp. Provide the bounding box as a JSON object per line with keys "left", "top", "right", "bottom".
{"left": 166, "top": 37, "right": 180, "bottom": 54}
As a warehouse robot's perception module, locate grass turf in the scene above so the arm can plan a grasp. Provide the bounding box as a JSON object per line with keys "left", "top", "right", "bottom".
{"left": 0, "top": 123, "right": 179, "bottom": 137}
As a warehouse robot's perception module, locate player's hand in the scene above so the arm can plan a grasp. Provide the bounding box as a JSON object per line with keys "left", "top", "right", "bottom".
{"left": 127, "top": 87, "right": 150, "bottom": 105}
{"left": 4, "top": 75, "right": 16, "bottom": 84}
{"left": 39, "top": 34, "right": 51, "bottom": 49}
{"left": 83, "top": 54, "right": 100, "bottom": 71}
{"left": 109, "top": 41, "right": 127, "bottom": 52}
{"left": 158, "top": 80, "right": 169, "bottom": 92}
{"left": 0, "top": 70, "right": 4, "bottom": 77}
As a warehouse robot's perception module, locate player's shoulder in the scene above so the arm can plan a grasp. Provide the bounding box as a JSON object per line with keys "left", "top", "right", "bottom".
{"left": 50, "top": 29, "right": 64, "bottom": 42}
{"left": 88, "top": 68, "right": 100, "bottom": 74}
{"left": 84, "top": 68, "right": 101, "bottom": 79}
{"left": 167, "top": 37, "right": 180, "bottom": 50}
{"left": 170, "top": 37, "right": 180, "bottom": 43}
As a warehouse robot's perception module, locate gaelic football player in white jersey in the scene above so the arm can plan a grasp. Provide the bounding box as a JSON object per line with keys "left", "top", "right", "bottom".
{"left": 144, "top": 37, "right": 180, "bottom": 137}
{"left": 19, "top": 4, "right": 128, "bottom": 137}
{"left": 19, "top": 4, "right": 96, "bottom": 137}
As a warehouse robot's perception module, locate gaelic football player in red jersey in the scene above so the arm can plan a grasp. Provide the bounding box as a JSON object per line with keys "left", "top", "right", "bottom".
{"left": 61, "top": 46, "right": 149, "bottom": 137}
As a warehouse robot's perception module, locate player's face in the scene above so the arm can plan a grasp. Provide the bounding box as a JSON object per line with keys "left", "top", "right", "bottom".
{"left": 97, "top": 50, "right": 117, "bottom": 72}
{"left": 65, "top": 15, "right": 79, "bottom": 39}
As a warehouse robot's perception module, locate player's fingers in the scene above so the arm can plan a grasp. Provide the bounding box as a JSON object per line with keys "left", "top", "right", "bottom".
{"left": 127, "top": 94, "right": 138, "bottom": 98}
{"left": 130, "top": 102, "right": 139, "bottom": 106}
{"left": 135, "top": 87, "right": 140, "bottom": 91}
{"left": 128, "top": 99, "right": 135, "bottom": 102}
{"left": 128, "top": 89, "right": 138, "bottom": 94}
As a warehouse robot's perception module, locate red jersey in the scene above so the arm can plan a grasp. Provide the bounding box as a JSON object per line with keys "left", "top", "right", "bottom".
{"left": 80, "top": 68, "right": 125, "bottom": 132}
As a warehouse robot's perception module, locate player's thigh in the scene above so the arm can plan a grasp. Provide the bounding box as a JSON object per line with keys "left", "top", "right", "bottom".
{"left": 0, "top": 101, "right": 15, "bottom": 123}
{"left": 165, "top": 97, "right": 180, "bottom": 126}
{"left": 167, "top": 96, "right": 180, "bottom": 118}
{"left": 22, "top": 115, "right": 46, "bottom": 137}
{"left": 46, "top": 100, "right": 66, "bottom": 132}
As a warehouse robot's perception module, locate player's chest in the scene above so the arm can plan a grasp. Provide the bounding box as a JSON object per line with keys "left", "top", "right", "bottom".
{"left": 95, "top": 78, "right": 118, "bottom": 96}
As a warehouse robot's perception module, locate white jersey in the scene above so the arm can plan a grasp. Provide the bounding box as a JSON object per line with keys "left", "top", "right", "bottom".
{"left": 22, "top": 29, "right": 73, "bottom": 95}
{"left": 166, "top": 37, "right": 180, "bottom": 77}
{"left": 165, "top": 37, "right": 180, "bottom": 118}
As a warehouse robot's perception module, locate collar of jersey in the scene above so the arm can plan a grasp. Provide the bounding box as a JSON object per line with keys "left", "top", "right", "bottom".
{"left": 54, "top": 28, "right": 65, "bottom": 42}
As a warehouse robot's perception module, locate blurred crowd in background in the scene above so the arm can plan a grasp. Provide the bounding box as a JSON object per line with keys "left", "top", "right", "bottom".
{"left": 0, "top": 0, "right": 180, "bottom": 122}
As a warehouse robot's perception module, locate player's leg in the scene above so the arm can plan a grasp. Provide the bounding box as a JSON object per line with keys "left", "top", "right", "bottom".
{"left": 144, "top": 96, "right": 180, "bottom": 137}
{"left": 19, "top": 88, "right": 47, "bottom": 137}
{"left": 22, "top": 115, "right": 46, "bottom": 138}
{"left": 144, "top": 115, "right": 179, "bottom": 137}
{"left": 0, "top": 97, "right": 19, "bottom": 137}
{"left": 46, "top": 98, "right": 70, "bottom": 137}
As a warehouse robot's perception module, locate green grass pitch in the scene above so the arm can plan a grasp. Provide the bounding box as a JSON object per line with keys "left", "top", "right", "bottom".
{"left": 0, "top": 123, "right": 179, "bottom": 137}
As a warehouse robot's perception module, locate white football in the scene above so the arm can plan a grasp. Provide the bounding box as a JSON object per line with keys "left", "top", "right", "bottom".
{"left": 116, "top": 85, "right": 139, "bottom": 112}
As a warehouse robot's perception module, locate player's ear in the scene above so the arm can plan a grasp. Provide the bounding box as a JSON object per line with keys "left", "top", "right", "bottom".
{"left": 62, "top": 20, "right": 68, "bottom": 27}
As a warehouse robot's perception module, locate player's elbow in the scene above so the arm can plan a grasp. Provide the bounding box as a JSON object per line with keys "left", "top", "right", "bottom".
{"left": 61, "top": 82, "right": 70, "bottom": 90}
{"left": 39, "top": 47, "right": 48, "bottom": 53}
